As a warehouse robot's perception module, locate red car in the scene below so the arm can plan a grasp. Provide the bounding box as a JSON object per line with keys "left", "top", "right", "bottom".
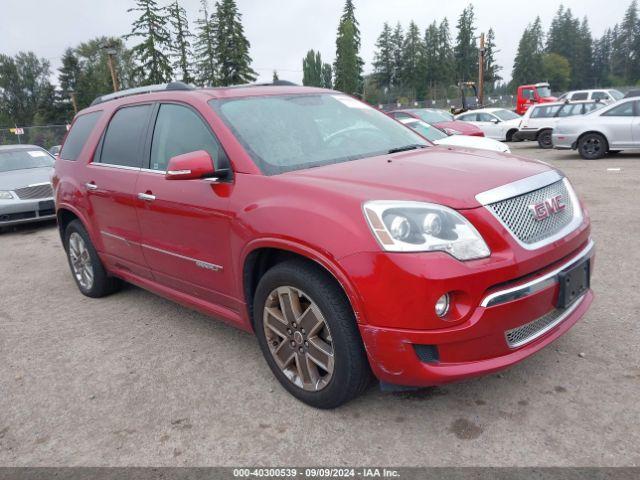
{"left": 387, "top": 108, "right": 485, "bottom": 137}
{"left": 516, "top": 82, "right": 558, "bottom": 115}
{"left": 53, "top": 83, "right": 594, "bottom": 408}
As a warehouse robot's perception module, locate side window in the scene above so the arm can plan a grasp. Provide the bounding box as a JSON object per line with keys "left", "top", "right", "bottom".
{"left": 592, "top": 91, "right": 608, "bottom": 101}
{"left": 477, "top": 113, "right": 494, "bottom": 122}
{"left": 60, "top": 111, "right": 102, "bottom": 161}
{"left": 458, "top": 114, "right": 475, "bottom": 121}
{"left": 150, "top": 103, "right": 228, "bottom": 172}
{"left": 572, "top": 92, "right": 589, "bottom": 101}
{"left": 602, "top": 102, "right": 635, "bottom": 117}
{"left": 98, "top": 105, "right": 152, "bottom": 167}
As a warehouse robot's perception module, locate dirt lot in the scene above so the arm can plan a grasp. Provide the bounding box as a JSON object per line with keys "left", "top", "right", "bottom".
{"left": 1, "top": 142, "right": 639, "bottom": 466}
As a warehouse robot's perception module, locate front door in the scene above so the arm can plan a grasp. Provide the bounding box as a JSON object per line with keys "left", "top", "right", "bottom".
{"left": 135, "top": 102, "right": 236, "bottom": 310}
{"left": 600, "top": 101, "right": 636, "bottom": 148}
{"left": 86, "top": 103, "right": 154, "bottom": 279}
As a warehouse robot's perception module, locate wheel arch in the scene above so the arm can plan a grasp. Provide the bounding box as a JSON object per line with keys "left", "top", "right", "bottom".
{"left": 56, "top": 205, "right": 90, "bottom": 246}
{"left": 577, "top": 130, "right": 609, "bottom": 148}
{"left": 241, "top": 240, "right": 364, "bottom": 331}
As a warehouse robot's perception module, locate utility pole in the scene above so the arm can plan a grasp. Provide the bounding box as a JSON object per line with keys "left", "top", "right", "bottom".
{"left": 478, "top": 32, "right": 485, "bottom": 107}
{"left": 104, "top": 46, "right": 120, "bottom": 92}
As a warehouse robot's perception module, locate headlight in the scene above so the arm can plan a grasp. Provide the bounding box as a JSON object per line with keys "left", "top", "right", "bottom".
{"left": 363, "top": 201, "right": 490, "bottom": 260}
{"left": 444, "top": 128, "right": 462, "bottom": 136}
{"left": 0, "top": 191, "right": 14, "bottom": 200}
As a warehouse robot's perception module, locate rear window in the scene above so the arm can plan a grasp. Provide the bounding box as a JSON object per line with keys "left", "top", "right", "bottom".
{"left": 97, "top": 105, "right": 152, "bottom": 168}
{"left": 60, "top": 111, "right": 102, "bottom": 161}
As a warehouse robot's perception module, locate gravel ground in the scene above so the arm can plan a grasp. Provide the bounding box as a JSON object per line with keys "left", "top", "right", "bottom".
{"left": 0, "top": 142, "right": 639, "bottom": 466}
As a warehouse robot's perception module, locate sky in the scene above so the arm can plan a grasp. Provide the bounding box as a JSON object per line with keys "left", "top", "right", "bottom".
{"left": 0, "top": 0, "right": 632, "bottom": 86}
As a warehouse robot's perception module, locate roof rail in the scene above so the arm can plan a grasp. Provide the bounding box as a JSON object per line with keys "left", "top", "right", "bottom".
{"left": 90, "top": 82, "right": 194, "bottom": 106}
{"left": 206, "top": 80, "right": 299, "bottom": 90}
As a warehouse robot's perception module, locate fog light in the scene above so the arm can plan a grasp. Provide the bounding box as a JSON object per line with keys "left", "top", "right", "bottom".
{"left": 435, "top": 293, "right": 450, "bottom": 317}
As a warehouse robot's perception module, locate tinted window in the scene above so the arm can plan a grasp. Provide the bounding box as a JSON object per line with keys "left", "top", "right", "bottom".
{"left": 571, "top": 92, "right": 589, "bottom": 101}
{"left": 150, "top": 104, "right": 227, "bottom": 171}
{"left": 591, "top": 91, "right": 608, "bottom": 101}
{"left": 531, "top": 105, "right": 561, "bottom": 118}
{"left": 98, "top": 105, "right": 152, "bottom": 167}
{"left": 557, "top": 103, "right": 584, "bottom": 117}
{"left": 60, "top": 111, "right": 102, "bottom": 161}
{"left": 522, "top": 89, "right": 535, "bottom": 99}
{"left": 477, "top": 113, "right": 495, "bottom": 122}
{"left": 458, "top": 114, "right": 476, "bottom": 121}
{"left": 602, "top": 101, "right": 635, "bottom": 117}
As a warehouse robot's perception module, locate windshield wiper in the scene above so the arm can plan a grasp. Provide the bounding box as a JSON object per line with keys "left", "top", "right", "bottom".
{"left": 387, "top": 144, "right": 428, "bottom": 154}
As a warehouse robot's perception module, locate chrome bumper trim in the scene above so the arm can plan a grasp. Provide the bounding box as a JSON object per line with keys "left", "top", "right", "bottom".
{"left": 481, "top": 239, "right": 594, "bottom": 308}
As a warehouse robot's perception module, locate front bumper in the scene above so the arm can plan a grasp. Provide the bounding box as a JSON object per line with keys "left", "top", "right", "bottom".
{"left": 513, "top": 129, "right": 538, "bottom": 141}
{"left": 341, "top": 208, "right": 593, "bottom": 387}
{"left": 0, "top": 197, "right": 56, "bottom": 226}
{"left": 552, "top": 132, "right": 579, "bottom": 150}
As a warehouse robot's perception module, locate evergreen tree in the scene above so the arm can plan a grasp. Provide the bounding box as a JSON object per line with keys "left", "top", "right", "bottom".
{"left": 391, "top": 23, "right": 404, "bottom": 88}
{"left": 614, "top": 0, "right": 640, "bottom": 82}
{"left": 167, "top": 0, "right": 194, "bottom": 84}
{"left": 400, "top": 21, "right": 426, "bottom": 99}
{"left": 372, "top": 22, "right": 394, "bottom": 89}
{"left": 593, "top": 29, "right": 613, "bottom": 86}
{"left": 215, "top": 0, "right": 257, "bottom": 86}
{"left": 58, "top": 48, "right": 82, "bottom": 95}
{"left": 322, "top": 63, "right": 333, "bottom": 89}
{"left": 333, "top": 0, "right": 364, "bottom": 95}
{"left": 542, "top": 53, "right": 571, "bottom": 91}
{"left": 302, "top": 50, "right": 323, "bottom": 86}
{"left": 483, "top": 28, "right": 502, "bottom": 91}
{"left": 125, "top": 0, "right": 173, "bottom": 84}
{"left": 454, "top": 5, "right": 477, "bottom": 82}
{"left": 572, "top": 17, "right": 594, "bottom": 88}
{"left": 512, "top": 17, "right": 545, "bottom": 87}
{"left": 436, "top": 19, "right": 455, "bottom": 94}
{"left": 194, "top": 0, "right": 218, "bottom": 86}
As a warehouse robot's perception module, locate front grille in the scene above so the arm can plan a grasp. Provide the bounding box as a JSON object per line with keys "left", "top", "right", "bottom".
{"left": 504, "top": 296, "right": 584, "bottom": 348}
{"left": 487, "top": 180, "right": 575, "bottom": 245}
{"left": 14, "top": 183, "right": 53, "bottom": 200}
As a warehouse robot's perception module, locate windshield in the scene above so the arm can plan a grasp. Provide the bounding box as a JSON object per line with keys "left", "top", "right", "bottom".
{"left": 210, "top": 94, "right": 428, "bottom": 174}
{"left": 493, "top": 109, "right": 520, "bottom": 121}
{"left": 610, "top": 90, "right": 624, "bottom": 100}
{"left": 413, "top": 109, "right": 454, "bottom": 123}
{"left": 537, "top": 86, "right": 552, "bottom": 97}
{"left": 0, "top": 149, "right": 54, "bottom": 173}
{"left": 404, "top": 120, "right": 448, "bottom": 142}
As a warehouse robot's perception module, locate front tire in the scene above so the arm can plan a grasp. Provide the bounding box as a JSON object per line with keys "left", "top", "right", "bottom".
{"left": 253, "top": 260, "right": 371, "bottom": 409}
{"left": 537, "top": 129, "right": 553, "bottom": 149}
{"left": 64, "top": 220, "right": 121, "bottom": 298}
{"left": 578, "top": 133, "right": 608, "bottom": 160}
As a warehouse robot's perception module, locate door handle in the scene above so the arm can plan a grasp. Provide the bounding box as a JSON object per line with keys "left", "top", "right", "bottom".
{"left": 85, "top": 182, "right": 98, "bottom": 191}
{"left": 137, "top": 192, "right": 156, "bottom": 202}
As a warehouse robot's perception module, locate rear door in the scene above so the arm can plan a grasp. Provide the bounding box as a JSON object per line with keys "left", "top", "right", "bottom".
{"left": 476, "top": 113, "right": 501, "bottom": 139}
{"left": 87, "top": 103, "right": 153, "bottom": 278}
{"left": 599, "top": 101, "right": 635, "bottom": 148}
{"left": 135, "top": 102, "right": 236, "bottom": 309}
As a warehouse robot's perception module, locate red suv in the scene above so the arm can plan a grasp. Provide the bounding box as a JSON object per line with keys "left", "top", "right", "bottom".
{"left": 53, "top": 83, "right": 594, "bottom": 408}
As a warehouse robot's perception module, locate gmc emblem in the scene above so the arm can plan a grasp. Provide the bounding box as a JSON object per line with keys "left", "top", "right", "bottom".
{"left": 530, "top": 194, "right": 565, "bottom": 221}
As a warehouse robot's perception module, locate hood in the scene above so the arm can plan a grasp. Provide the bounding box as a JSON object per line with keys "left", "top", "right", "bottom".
{"left": 434, "top": 120, "right": 482, "bottom": 135}
{"left": 540, "top": 96, "right": 558, "bottom": 103}
{"left": 282, "top": 147, "right": 551, "bottom": 210}
{"left": 435, "top": 135, "right": 510, "bottom": 153}
{"left": 0, "top": 166, "right": 53, "bottom": 191}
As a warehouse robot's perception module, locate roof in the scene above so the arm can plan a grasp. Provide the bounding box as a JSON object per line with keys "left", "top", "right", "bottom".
{"left": 0, "top": 144, "right": 42, "bottom": 151}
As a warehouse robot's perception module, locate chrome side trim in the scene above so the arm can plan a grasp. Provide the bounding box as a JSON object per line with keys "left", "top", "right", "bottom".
{"left": 142, "top": 244, "right": 223, "bottom": 272}
{"left": 475, "top": 170, "right": 563, "bottom": 206}
{"left": 89, "top": 162, "right": 141, "bottom": 172}
{"left": 505, "top": 294, "right": 586, "bottom": 349}
{"left": 481, "top": 239, "right": 594, "bottom": 308}
{"left": 27, "top": 182, "right": 52, "bottom": 188}
{"left": 101, "top": 230, "right": 132, "bottom": 244}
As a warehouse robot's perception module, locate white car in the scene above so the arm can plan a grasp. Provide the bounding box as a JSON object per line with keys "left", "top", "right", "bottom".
{"left": 399, "top": 118, "right": 510, "bottom": 153}
{"left": 558, "top": 89, "right": 623, "bottom": 104}
{"left": 514, "top": 100, "right": 605, "bottom": 148}
{"left": 552, "top": 97, "right": 640, "bottom": 159}
{"left": 454, "top": 108, "right": 522, "bottom": 142}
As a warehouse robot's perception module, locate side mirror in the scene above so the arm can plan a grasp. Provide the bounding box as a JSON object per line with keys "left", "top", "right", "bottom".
{"left": 491, "top": 118, "right": 500, "bottom": 124}
{"left": 165, "top": 150, "right": 216, "bottom": 180}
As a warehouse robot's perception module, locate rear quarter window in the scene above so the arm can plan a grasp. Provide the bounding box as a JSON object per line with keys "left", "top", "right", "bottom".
{"left": 59, "top": 111, "right": 102, "bottom": 161}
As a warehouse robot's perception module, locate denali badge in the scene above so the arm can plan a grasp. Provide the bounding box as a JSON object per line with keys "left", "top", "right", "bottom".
{"left": 530, "top": 194, "right": 565, "bottom": 221}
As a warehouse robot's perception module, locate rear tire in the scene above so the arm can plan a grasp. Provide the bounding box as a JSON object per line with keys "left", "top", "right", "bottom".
{"left": 64, "top": 220, "right": 121, "bottom": 298}
{"left": 578, "top": 133, "right": 608, "bottom": 160}
{"left": 537, "top": 129, "right": 553, "bottom": 149}
{"left": 253, "top": 260, "right": 371, "bottom": 409}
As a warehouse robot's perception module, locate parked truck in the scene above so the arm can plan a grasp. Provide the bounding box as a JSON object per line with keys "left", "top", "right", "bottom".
{"left": 516, "top": 82, "right": 558, "bottom": 115}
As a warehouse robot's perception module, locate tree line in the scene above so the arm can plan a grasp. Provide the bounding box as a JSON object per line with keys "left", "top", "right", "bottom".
{"left": 0, "top": 0, "right": 256, "bottom": 128}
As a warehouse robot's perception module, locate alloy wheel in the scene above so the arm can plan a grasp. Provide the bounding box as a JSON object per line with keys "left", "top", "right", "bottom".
{"left": 583, "top": 137, "right": 601, "bottom": 157}
{"left": 68, "top": 232, "right": 94, "bottom": 290}
{"left": 263, "top": 286, "right": 335, "bottom": 391}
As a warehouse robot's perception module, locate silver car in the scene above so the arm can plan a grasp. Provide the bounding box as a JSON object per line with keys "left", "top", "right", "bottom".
{"left": 0, "top": 145, "right": 56, "bottom": 228}
{"left": 552, "top": 97, "right": 640, "bottom": 159}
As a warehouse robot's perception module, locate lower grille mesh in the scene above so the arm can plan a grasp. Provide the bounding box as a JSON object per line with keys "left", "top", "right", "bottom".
{"left": 14, "top": 183, "right": 53, "bottom": 200}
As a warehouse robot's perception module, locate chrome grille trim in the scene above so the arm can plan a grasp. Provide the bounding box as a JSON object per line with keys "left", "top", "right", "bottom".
{"left": 475, "top": 171, "right": 563, "bottom": 205}
{"left": 484, "top": 178, "right": 583, "bottom": 250}
{"left": 505, "top": 294, "right": 585, "bottom": 349}
{"left": 14, "top": 182, "right": 53, "bottom": 200}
